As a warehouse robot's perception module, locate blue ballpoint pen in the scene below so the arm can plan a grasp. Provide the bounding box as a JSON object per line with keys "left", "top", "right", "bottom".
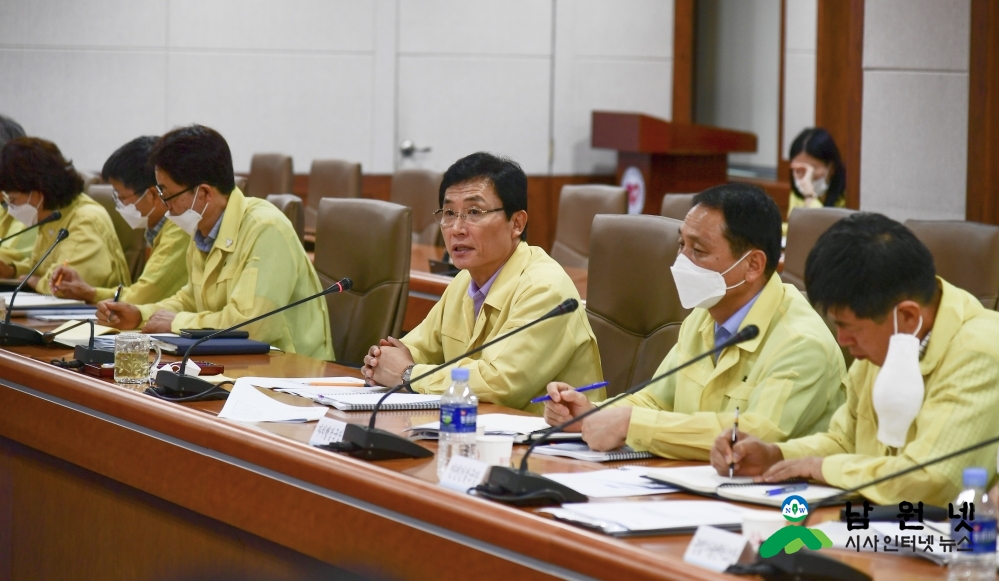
{"left": 764, "top": 483, "right": 808, "bottom": 496}
{"left": 531, "top": 381, "right": 609, "bottom": 403}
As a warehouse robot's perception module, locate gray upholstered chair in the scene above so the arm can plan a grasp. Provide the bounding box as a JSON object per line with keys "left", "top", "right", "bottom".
{"left": 782, "top": 207, "right": 856, "bottom": 293}
{"left": 247, "top": 153, "right": 293, "bottom": 199}
{"left": 586, "top": 214, "right": 690, "bottom": 397}
{"left": 550, "top": 185, "right": 627, "bottom": 269}
{"left": 659, "top": 193, "right": 697, "bottom": 221}
{"left": 306, "top": 159, "right": 362, "bottom": 231}
{"left": 314, "top": 198, "right": 411, "bottom": 365}
{"left": 390, "top": 169, "right": 443, "bottom": 247}
{"left": 905, "top": 219, "right": 999, "bottom": 309}
{"left": 266, "top": 194, "right": 305, "bottom": 245}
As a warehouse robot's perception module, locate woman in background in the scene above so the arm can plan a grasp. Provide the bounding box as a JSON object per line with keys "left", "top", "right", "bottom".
{"left": 0, "top": 115, "right": 36, "bottom": 273}
{"left": 787, "top": 127, "right": 846, "bottom": 216}
{"left": 0, "top": 137, "right": 130, "bottom": 294}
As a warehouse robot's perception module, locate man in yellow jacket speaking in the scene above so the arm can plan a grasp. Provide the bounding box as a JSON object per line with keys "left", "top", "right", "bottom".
{"left": 50, "top": 135, "right": 190, "bottom": 305}
{"left": 711, "top": 213, "right": 999, "bottom": 506}
{"left": 544, "top": 184, "right": 846, "bottom": 458}
{"left": 362, "top": 152, "right": 603, "bottom": 413}
{"left": 97, "top": 125, "right": 334, "bottom": 361}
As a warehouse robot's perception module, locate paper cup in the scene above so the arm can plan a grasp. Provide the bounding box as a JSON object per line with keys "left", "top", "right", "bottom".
{"left": 741, "top": 510, "right": 788, "bottom": 550}
{"left": 476, "top": 435, "right": 514, "bottom": 467}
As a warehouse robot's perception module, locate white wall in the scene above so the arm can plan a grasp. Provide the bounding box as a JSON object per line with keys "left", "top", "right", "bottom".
{"left": 782, "top": 0, "right": 817, "bottom": 161}
{"left": 695, "top": 0, "right": 781, "bottom": 170}
{"left": 859, "top": 0, "right": 970, "bottom": 221}
{"left": 0, "top": 0, "right": 673, "bottom": 177}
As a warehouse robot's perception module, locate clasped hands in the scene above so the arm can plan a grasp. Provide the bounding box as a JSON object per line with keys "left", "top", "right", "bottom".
{"left": 362, "top": 337, "right": 415, "bottom": 387}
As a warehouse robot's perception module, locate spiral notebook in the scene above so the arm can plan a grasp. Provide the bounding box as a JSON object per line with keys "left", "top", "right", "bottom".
{"left": 316, "top": 393, "right": 441, "bottom": 411}
{"left": 643, "top": 465, "right": 846, "bottom": 507}
{"left": 532, "top": 442, "right": 655, "bottom": 462}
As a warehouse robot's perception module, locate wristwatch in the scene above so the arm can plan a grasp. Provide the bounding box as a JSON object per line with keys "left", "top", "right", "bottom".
{"left": 401, "top": 364, "right": 415, "bottom": 385}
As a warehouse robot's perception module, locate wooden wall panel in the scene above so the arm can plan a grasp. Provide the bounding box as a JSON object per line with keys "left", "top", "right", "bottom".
{"left": 672, "top": 0, "right": 696, "bottom": 124}
{"left": 815, "top": 0, "right": 864, "bottom": 209}
{"left": 967, "top": 0, "right": 999, "bottom": 224}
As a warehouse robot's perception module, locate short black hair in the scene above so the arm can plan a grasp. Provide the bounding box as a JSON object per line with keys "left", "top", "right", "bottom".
{"left": 0, "top": 137, "right": 83, "bottom": 210}
{"left": 805, "top": 213, "right": 937, "bottom": 320}
{"left": 102, "top": 136, "right": 158, "bottom": 194}
{"left": 150, "top": 125, "right": 235, "bottom": 195}
{"left": 789, "top": 127, "right": 846, "bottom": 207}
{"left": 692, "top": 183, "right": 782, "bottom": 276}
{"left": 0, "top": 115, "right": 25, "bottom": 149}
{"left": 439, "top": 152, "right": 528, "bottom": 241}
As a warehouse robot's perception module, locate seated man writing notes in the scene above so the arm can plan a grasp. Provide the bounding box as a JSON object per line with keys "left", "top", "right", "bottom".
{"left": 97, "top": 125, "right": 334, "bottom": 361}
{"left": 50, "top": 136, "right": 190, "bottom": 304}
{"left": 711, "top": 213, "right": 999, "bottom": 506}
{"left": 544, "top": 184, "right": 845, "bottom": 458}
{"left": 362, "top": 152, "right": 603, "bottom": 413}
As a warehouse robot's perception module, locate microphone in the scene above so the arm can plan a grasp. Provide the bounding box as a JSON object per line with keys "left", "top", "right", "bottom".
{"left": 42, "top": 319, "right": 115, "bottom": 364}
{"left": 151, "top": 278, "right": 353, "bottom": 400}
{"left": 333, "top": 298, "right": 580, "bottom": 461}
{"left": 476, "top": 324, "right": 761, "bottom": 506}
{"left": 0, "top": 228, "right": 70, "bottom": 346}
{"left": 0, "top": 210, "right": 62, "bottom": 246}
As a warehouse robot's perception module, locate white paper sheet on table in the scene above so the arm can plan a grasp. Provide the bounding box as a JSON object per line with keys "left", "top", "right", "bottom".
{"left": 233, "top": 376, "right": 377, "bottom": 400}
{"left": 218, "top": 383, "right": 329, "bottom": 423}
{"left": 540, "top": 500, "right": 752, "bottom": 536}
{"left": 543, "top": 467, "right": 678, "bottom": 498}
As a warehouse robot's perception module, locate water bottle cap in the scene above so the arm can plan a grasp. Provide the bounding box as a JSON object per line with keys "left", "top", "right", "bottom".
{"left": 963, "top": 467, "right": 988, "bottom": 487}
{"left": 451, "top": 367, "right": 470, "bottom": 381}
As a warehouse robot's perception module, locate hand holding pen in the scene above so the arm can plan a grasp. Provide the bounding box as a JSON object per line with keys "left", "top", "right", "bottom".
{"left": 729, "top": 407, "right": 739, "bottom": 478}
{"left": 532, "top": 381, "right": 609, "bottom": 403}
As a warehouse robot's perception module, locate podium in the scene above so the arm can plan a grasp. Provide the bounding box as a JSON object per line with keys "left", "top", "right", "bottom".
{"left": 591, "top": 111, "right": 757, "bottom": 214}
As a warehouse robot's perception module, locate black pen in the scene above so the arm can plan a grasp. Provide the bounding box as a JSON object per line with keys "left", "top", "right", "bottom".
{"left": 113, "top": 283, "right": 123, "bottom": 303}
{"left": 729, "top": 406, "right": 739, "bottom": 478}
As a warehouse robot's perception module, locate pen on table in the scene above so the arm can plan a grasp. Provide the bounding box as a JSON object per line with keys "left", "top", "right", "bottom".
{"left": 52, "top": 259, "right": 69, "bottom": 288}
{"left": 764, "top": 483, "right": 808, "bottom": 496}
{"left": 531, "top": 381, "right": 609, "bottom": 403}
{"left": 728, "top": 406, "right": 739, "bottom": 478}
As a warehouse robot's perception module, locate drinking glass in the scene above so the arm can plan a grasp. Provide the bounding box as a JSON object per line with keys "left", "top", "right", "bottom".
{"left": 114, "top": 332, "right": 162, "bottom": 386}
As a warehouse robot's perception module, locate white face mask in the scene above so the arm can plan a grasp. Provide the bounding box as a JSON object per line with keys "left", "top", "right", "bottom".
{"left": 115, "top": 189, "right": 150, "bottom": 229}
{"left": 7, "top": 194, "right": 41, "bottom": 226}
{"left": 670, "top": 251, "right": 749, "bottom": 310}
{"left": 795, "top": 175, "right": 829, "bottom": 198}
{"left": 871, "top": 306, "right": 925, "bottom": 448}
{"left": 166, "top": 188, "right": 206, "bottom": 236}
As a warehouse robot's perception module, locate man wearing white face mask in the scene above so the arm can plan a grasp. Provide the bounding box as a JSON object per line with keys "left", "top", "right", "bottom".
{"left": 544, "top": 184, "right": 846, "bottom": 458}
{"left": 710, "top": 213, "right": 999, "bottom": 506}
{"left": 49, "top": 136, "right": 190, "bottom": 304}
{"left": 95, "top": 125, "right": 334, "bottom": 361}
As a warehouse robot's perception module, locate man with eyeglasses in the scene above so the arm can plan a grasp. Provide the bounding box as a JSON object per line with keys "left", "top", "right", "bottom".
{"left": 362, "top": 152, "right": 603, "bottom": 413}
{"left": 49, "top": 136, "right": 190, "bottom": 304}
{"left": 96, "top": 125, "right": 334, "bottom": 361}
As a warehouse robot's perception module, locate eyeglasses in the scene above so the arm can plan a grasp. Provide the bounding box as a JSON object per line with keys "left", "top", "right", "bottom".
{"left": 433, "top": 207, "right": 504, "bottom": 227}
{"left": 155, "top": 184, "right": 196, "bottom": 204}
{"left": 113, "top": 186, "right": 149, "bottom": 207}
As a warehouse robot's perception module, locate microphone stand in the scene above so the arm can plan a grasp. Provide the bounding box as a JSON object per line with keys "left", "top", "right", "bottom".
{"left": 40, "top": 318, "right": 115, "bottom": 364}
{"left": 334, "top": 299, "right": 581, "bottom": 461}
{"left": 0, "top": 210, "right": 62, "bottom": 246}
{"left": 476, "top": 324, "right": 761, "bottom": 506}
{"left": 152, "top": 278, "right": 353, "bottom": 400}
{"left": 0, "top": 228, "right": 69, "bottom": 346}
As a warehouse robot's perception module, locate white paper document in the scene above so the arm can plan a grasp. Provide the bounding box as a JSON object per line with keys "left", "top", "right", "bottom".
{"left": 234, "top": 376, "right": 376, "bottom": 401}
{"left": 1, "top": 292, "right": 84, "bottom": 309}
{"left": 543, "top": 467, "right": 678, "bottom": 498}
{"left": 219, "top": 383, "right": 329, "bottom": 423}
{"left": 540, "top": 500, "right": 752, "bottom": 536}
{"left": 309, "top": 417, "right": 348, "bottom": 446}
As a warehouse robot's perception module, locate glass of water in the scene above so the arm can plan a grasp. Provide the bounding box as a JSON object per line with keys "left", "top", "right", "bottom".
{"left": 114, "top": 333, "right": 162, "bottom": 386}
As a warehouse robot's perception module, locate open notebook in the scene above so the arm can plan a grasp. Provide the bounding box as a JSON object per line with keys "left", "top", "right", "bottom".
{"left": 644, "top": 465, "right": 846, "bottom": 507}
{"left": 532, "top": 442, "right": 655, "bottom": 462}
{"left": 540, "top": 500, "right": 753, "bottom": 537}
{"left": 406, "top": 413, "right": 582, "bottom": 443}
{"left": 316, "top": 393, "right": 441, "bottom": 411}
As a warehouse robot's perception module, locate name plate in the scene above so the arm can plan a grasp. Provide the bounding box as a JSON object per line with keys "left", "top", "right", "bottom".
{"left": 439, "top": 456, "right": 490, "bottom": 492}
{"left": 309, "top": 417, "right": 347, "bottom": 446}
{"left": 683, "top": 525, "right": 751, "bottom": 573}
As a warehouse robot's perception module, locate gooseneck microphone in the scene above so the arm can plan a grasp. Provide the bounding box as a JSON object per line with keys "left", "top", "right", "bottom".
{"left": 0, "top": 228, "right": 70, "bottom": 346}
{"left": 42, "top": 318, "right": 115, "bottom": 364}
{"left": 476, "top": 324, "right": 761, "bottom": 506}
{"left": 334, "top": 298, "right": 580, "bottom": 461}
{"left": 0, "top": 210, "right": 62, "bottom": 246}
{"left": 151, "top": 278, "right": 353, "bottom": 400}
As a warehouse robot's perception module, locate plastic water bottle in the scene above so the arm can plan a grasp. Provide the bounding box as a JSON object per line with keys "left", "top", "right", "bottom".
{"left": 948, "top": 467, "right": 997, "bottom": 581}
{"left": 436, "top": 367, "right": 478, "bottom": 480}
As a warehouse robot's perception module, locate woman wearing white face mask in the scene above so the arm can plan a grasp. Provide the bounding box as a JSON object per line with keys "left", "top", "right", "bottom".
{"left": 48, "top": 136, "right": 190, "bottom": 304}
{"left": 784, "top": 128, "right": 847, "bottom": 235}
{"left": 0, "top": 137, "right": 131, "bottom": 294}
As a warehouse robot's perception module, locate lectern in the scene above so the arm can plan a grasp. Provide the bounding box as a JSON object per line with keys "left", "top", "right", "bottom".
{"left": 591, "top": 111, "right": 757, "bottom": 215}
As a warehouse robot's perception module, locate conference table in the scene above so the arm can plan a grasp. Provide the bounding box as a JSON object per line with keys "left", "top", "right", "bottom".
{"left": 0, "top": 318, "right": 953, "bottom": 580}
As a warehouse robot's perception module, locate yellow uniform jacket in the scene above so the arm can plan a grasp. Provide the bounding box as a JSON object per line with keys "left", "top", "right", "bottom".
{"left": 93, "top": 218, "right": 190, "bottom": 305}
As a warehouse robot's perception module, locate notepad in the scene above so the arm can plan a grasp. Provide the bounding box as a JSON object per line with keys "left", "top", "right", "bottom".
{"left": 218, "top": 384, "right": 329, "bottom": 423}
{"left": 49, "top": 319, "right": 118, "bottom": 346}
{"left": 540, "top": 500, "right": 752, "bottom": 537}
{"left": 317, "top": 393, "right": 441, "bottom": 411}
{"left": 0, "top": 292, "right": 84, "bottom": 309}
{"left": 406, "top": 413, "right": 583, "bottom": 443}
{"left": 532, "top": 442, "right": 655, "bottom": 462}
{"left": 644, "top": 465, "right": 846, "bottom": 507}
